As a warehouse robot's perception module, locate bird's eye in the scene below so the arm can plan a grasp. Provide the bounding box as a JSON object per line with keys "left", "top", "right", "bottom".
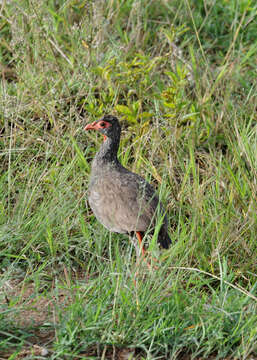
{"left": 100, "top": 122, "right": 106, "bottom": 128}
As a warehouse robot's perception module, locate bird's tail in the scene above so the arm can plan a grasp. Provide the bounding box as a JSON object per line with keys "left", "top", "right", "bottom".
{"left": 158, "top": 224, "right": 171, "bottom": 249}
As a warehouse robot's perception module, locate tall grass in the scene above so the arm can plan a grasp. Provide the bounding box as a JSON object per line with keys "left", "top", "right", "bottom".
{"left": 0, "top": 0, "right": 256, "bottom": 358}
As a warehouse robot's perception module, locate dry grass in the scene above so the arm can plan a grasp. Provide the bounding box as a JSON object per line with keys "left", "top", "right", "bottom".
{"left": 0, "top": 0, "right": 256, "bottom": 358}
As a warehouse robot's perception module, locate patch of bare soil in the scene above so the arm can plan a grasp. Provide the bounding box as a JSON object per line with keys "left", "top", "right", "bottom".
{"left": 2, "top": 278, "right": 69, "bottom": 327}
{"left": 1, "top": 277, "right": 69, "bottom": 359}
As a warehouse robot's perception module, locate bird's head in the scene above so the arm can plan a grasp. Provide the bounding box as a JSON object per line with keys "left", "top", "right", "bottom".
{"left": 85, "top": 115, "right": 121, "bottom": 141}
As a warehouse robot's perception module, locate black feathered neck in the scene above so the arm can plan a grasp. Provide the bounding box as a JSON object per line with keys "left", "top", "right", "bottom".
{"left": 94, "top": 134, "right": 120, "bottom": 164}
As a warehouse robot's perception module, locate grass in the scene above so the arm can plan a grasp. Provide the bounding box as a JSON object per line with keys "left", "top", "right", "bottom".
{"left": 0, "top": 0, "right": 257, "bottom": 358}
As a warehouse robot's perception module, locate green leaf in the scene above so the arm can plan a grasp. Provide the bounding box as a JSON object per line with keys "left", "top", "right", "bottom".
{"left": 115, "top": 105, "right": 132, "bottom": 116}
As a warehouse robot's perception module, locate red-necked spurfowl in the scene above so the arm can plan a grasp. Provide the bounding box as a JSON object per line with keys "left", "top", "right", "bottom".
{"left": 85, "top": 115, "right": 171, "bottom": 258}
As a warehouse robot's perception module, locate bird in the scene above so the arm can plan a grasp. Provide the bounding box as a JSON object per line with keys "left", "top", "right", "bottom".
{"left": 85, "top": 115, "right": 171, "bottom": 260}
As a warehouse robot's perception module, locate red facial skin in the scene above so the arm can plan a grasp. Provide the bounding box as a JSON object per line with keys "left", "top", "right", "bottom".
{"left": 84, "top": 120, "right": 111, "bottom": 140}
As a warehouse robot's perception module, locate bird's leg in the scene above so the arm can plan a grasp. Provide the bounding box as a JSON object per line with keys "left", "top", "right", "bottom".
{"left": 136, "top": 231, "right": 146, "bottom": 257}
{"left": 136, "top": 231, "right": 159, "bottom": 270}
{"left": 135, "top": 231, "right": 151, "bottom": 270}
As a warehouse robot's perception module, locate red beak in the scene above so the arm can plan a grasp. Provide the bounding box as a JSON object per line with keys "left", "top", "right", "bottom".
{"left": 84, "top": 121, "right": 97, "bottom": 131}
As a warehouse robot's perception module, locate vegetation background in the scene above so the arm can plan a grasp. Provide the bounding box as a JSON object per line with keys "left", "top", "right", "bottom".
{"left": 0, "top": 0, "right": 256, "bottom": 359}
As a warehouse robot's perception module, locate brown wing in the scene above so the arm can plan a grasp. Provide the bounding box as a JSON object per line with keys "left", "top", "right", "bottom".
{"left": 113, "top": 171, "right": 159, "bottom": 232}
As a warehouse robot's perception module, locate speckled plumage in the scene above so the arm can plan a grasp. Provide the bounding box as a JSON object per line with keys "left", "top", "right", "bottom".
{"left": 86, "top": 115, "right": 171, "bottom": 249}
